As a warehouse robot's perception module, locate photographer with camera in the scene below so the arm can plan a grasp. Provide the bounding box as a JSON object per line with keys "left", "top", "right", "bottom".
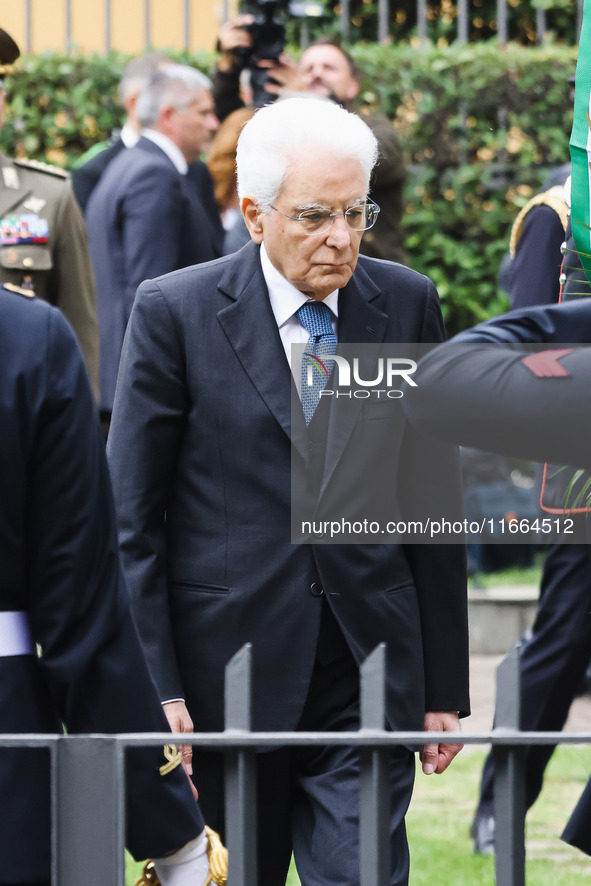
{"left": 211, "top": 21, "right": 406, "bottom": 263}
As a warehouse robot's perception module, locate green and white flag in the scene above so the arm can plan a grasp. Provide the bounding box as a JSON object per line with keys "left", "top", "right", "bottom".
{"left": 570, "top": 0, "right": 591, "bottom": 284}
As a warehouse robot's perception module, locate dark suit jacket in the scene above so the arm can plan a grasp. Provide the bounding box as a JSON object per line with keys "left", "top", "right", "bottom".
{"left": 74, "top": 135, "right": 225, "bottom": 244}
{"left": 85, "top": 136, "right": 223, "bottom": 413}
{"left": 0, "top": 285, "right": 202, "bottom": 882}
{"left": 72, "top": 136, "right": 126, "bottom": 212}
{"left": 108, "top": 242, "right": 469, "bottom": 740}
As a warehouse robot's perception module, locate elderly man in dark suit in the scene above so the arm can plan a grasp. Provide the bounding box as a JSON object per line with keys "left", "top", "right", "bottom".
{"left": 85, "top": 63, "right": 222, "bottom": 423}
{"left": 108, "top": 96, "right": 469, "bottom": 886}
{"left": 0, "top": 280, "right": 216, "bottom": 885}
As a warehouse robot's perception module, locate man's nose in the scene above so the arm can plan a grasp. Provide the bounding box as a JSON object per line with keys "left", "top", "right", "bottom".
{"left": 326, "top": 214, "right": 351, "bottom": 247}
{"left": 304, "top": 64, "right": 321, "bottom": 81}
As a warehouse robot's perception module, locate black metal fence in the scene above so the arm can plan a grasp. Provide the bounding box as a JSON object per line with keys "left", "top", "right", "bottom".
{"left": 2, "top": 643, "right": 590, "bottom": 886}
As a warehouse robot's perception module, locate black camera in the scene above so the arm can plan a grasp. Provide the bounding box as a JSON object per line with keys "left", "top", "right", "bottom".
{"left": 238, "top": 0, "right": 324, "bottom": 106}
{"left": 245, "top": 0, "right": 289, "bottom": 63}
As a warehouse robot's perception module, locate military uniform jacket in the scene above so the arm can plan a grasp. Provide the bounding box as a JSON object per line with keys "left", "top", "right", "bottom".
{"left": 0, "top": 151, "right": 99, "bottom": 399}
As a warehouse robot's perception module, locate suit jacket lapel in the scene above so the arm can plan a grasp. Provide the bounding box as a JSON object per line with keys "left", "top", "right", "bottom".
{"left": 319, "top": 262, "right": 390, "bottom": 499}
{"left": 216, "top": 243, "right": 308, "bottom": 460}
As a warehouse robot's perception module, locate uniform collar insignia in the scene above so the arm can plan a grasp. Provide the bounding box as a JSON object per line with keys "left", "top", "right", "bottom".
{"left": 23, "top": 196, "right": 46, "bottom": 213}
{"left": 2, "top": 282, "right": 35, "bottom": 298}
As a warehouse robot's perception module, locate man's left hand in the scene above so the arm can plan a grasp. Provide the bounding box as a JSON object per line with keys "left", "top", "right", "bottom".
{"left": 420, "top": 711, "right": 463, "bottom": 775}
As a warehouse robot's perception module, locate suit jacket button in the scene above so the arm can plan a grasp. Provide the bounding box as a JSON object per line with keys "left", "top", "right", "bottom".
{"left": 310, "top": 581, "right": 324, "bottom": 597}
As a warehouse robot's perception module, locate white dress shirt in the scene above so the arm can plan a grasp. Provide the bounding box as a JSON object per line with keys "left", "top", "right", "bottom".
{"left": 120, "top": 121, "right": 140, "bottom": 148}
{"left": 141, "top": 128, "right": 189, "bottom": 175}
{"left": 260, "top": 243, "right": 338, "bottom": 394}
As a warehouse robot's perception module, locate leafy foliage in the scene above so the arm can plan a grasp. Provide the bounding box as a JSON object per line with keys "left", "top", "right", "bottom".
{"left": 0, "top": 50, "right": 215, "bottom": 167}
{"left": 352, "top": 41, "right": 576, "bottom": 332}
{"left": 0, "top": 42, "right": 576, "bottom": 332}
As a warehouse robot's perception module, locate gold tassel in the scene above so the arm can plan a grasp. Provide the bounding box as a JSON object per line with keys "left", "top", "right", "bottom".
{"left": 133, "top": 827, "right": 228, "bottom": 886}
{"left": 204, "top": 825, "right": 229, "bottom": 885}
{"left": 134, "top": 860, "right": 160, "bottom": 886}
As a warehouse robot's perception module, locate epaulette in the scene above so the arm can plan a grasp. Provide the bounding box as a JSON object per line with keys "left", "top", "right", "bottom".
{"left": 510, "top": 185, "right": 569, "bottom": 258}
{"left": 13, "top": 158, "right": 69, "bottom": 179}
{"left": 1, "top": 282, "right": 35, "bottom": 299}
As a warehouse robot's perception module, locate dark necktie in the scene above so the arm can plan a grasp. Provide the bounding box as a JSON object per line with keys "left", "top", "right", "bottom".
{"left": 296, "top": 301, "right": 337, "bottom": 425}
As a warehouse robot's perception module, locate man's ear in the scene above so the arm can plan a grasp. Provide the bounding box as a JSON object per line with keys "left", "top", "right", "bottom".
{"left": 242, "top": 197, "right": 264, "bottom": 243}
{"left": 345, "top": 79, "right": 360, "bottom": 102}
{"left": 157, "top": 104, "right": 177, "bottom": 140}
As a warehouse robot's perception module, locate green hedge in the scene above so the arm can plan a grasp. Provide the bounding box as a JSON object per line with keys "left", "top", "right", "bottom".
{"left": 0, "top": 42, "right": 577, "bottom": 332}
{"left": 351, "top": 41, "right": 576, "bottom": 331}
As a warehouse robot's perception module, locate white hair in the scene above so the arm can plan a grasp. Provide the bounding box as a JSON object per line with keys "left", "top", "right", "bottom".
{"left": 236, "top": 97, "right": 379, "bottom": 210}
{"left": 135, "top": 64, "right": 211, "bottom": 128}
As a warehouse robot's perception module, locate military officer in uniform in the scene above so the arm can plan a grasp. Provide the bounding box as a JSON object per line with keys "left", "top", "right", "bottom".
{"left": 0, "top": 27, "right": 99, "bottom": 399}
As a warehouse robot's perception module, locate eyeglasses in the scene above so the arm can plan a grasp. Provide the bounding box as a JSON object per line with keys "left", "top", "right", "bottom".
{"left": 270, "top": 202, "right": 380, "bottom": 236}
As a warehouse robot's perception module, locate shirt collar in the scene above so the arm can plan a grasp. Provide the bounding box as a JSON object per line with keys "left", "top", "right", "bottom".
{"left": 260, "top": 243, "right": 339, "bottom": 328}
{"left": 141, "top": 129, "right": 188, "bottom": 174}
{"left": 120, "top": 122, "right": 140, "bottom": 148}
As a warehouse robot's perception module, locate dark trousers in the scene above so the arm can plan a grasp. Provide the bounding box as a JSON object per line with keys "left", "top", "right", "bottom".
{"left": 476, "top": 543, "right": 591, "bottom": 816}
{"left": 194, "top": 647, "right": 415, "bottom": 886}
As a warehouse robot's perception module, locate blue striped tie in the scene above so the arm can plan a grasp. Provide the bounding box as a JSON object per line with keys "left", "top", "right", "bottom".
{"left": 297, "top": 301, "right": 337, "bottom": 425}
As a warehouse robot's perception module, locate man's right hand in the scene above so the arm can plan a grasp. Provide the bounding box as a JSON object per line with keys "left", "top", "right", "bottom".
{"left": 163, "top": 700, "right": 199, "bottom": 801}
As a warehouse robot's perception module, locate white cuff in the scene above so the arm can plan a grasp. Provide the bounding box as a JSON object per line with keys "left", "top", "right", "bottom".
{"left": 152, "top": 829, "right": 209, "bottom": 886}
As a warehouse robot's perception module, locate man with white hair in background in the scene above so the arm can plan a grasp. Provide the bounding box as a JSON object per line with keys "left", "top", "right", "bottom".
{"left": 85, "top": 63, "right": 221, "bottom": 427}
{"left": 108, "top": 97, "right": 469, "bottom": 886}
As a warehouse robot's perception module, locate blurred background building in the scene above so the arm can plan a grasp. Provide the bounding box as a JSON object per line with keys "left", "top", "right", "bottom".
{"left": 2, "top": 1, "right": 222, "bottom": 56}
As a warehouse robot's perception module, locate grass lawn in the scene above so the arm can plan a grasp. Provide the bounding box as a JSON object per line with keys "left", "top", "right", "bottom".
{"left": 406, "top": 745, "right": 591, "bottom": 886}
{"left": 126, "top": 745, "right": 591, "bottom": 885}
{"left": 468, "top": 551, "right": 545, "bottom": 591}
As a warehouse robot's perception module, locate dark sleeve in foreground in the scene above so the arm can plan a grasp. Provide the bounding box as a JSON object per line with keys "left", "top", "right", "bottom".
{"left": 454, "top": 298, "right": 591, "bottom": 344}
{"left": 28, "top": 307, "right": 203, "bottom": 859}
{"left": 403, "top": 300, "right": 591, "bottom": 472}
